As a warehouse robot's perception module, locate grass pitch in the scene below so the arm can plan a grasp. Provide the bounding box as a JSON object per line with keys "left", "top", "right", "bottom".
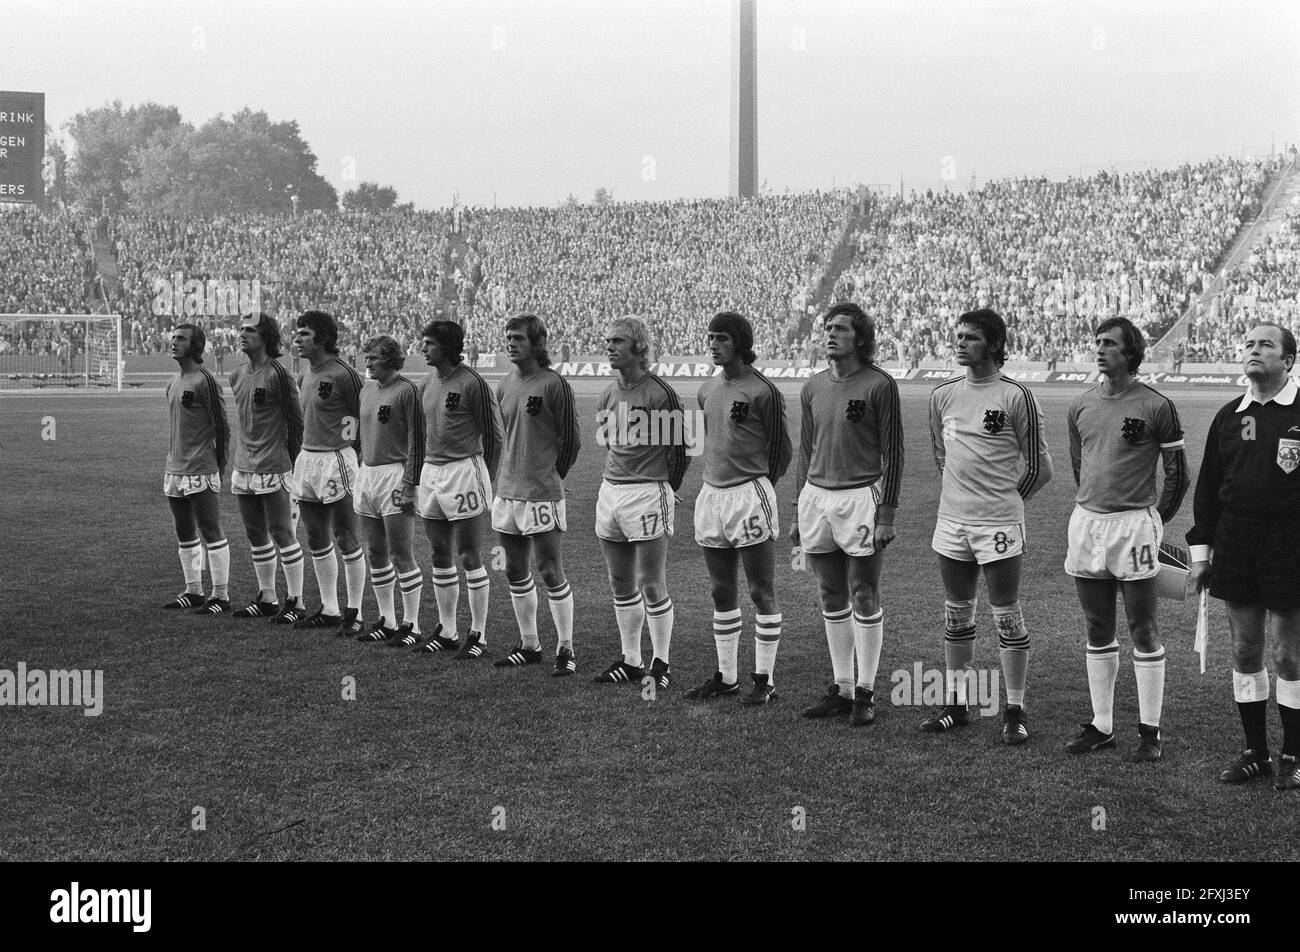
{"left": 2, "top": 384, "right": 1294, "bottom": 862}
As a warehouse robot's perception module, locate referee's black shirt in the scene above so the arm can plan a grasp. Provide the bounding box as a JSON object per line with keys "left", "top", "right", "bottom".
{"left": 1187, "top": 380, "right": 1300, "bottom": 554}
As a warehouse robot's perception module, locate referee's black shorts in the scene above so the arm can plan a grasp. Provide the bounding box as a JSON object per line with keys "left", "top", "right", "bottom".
{"left": 1211, "top": 511, "right": 1300, "bottom": 610}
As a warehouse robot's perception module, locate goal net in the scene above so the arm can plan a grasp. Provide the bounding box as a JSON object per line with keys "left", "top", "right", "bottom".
{"left": 0, "top": 314, "right": 123, "bottom": 390}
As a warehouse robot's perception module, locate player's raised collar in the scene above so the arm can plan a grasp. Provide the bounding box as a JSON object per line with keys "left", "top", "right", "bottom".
{"left": 1236, "top": 377, "right": 1298, "bottom": 411}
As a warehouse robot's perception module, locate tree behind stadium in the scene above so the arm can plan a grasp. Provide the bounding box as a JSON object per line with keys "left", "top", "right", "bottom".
{"left": 63, "top": 101, "right": 338, "bottom": 216}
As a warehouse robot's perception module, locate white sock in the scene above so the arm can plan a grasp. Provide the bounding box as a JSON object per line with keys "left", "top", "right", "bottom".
{"left": 646, "top": 596, "right": 673, "bottom": 663}
{"left": 279, "top": 542, "right": 304, "bottom": 600}
{"left": 823, "top": 606, "right": 855, "bottom": 699}
{"left": 713, "top": 607, "right": 742, "bottom": 684}
{"left": 614, "top": 591, "right": 644, "bottom": 667}
{"left": 547, "top": 581, "right": 574, "bottom": 651}
{"left": 397, "top": 567, "right": 423, "bottom": 632}
{"left": 371, "top": 562, "right": 396, "bottom": 629}
{"left": 466, "top": 566, "right": 489, "bottom": 640}
{"left": 312, "top": 544, "right": 340, "bottom": 615}
{"left": 178, "top": 538, "right": 204, "bottom": 593}
{"left": 1086, "top": 639, "right": 1120, "bottom": 734}
{"left": 206, "top": 539, "right": 230, "bottom": 600}
{"left": 1234, "top": 668, "right": 1270, "bottom": 702}
{"left": 340, "top": 547, "right": 366, "bottom": 611}
{"left": 509, "top": 574, "right": 540, "bottom": 650}
{"left": 432, "top": 565, "right": 460, "bottom": 636}
{"left": 853, "top": 609, "right": 884, "bottom": 693}
{"left": 1133, "top": 646, "right": 1166, "bottom": 728}
{"left": 754, "top": 612, "right": 781, "bottom": 685}
{"left": 250, "top": 542, "right": 277, "bottom": 600}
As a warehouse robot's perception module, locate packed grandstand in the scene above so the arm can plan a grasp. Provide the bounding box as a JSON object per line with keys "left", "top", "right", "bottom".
{"left": 2, "top": 152, "right": 1297, "bottom": 369}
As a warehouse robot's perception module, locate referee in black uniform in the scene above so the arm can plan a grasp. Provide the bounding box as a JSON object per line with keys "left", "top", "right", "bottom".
{"left": 1187, "top": 322, "right": 1300, "bottom": 789}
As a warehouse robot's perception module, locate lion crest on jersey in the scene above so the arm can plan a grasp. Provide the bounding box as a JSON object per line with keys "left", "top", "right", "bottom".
{"left": 1278, "top": 438, "right": 1300, "bottom": 474}
{"left": 317, "top": 380, "right": 333, "bottom": 400}
{"left": 730, "top": 400, "right": 751, "bottom": 423}
{"left": 252, "top": 387, "right": 267, "bottom": 406}
{"left": 526, "top": 396, "right": 544, "bottom": 416}
{"left": 1121, "top": 417, "right": 1146, "bottom": 443}
{"left": 983, "top": 409, "right": 1007, "bottom": 434}
{"left": 378, "top": 405, "right": 391, "bottom": 424}
{"left": 180, "top": 389, "right": 194, "bottom": 408}
{"left": 444, "top": 392, "right": 461, "bottom": 411}
{"left": 845, "top": 399, "right": 867, "bottom": 423}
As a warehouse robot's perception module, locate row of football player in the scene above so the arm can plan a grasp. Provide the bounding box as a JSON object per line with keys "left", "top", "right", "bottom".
{"left": 159, "top": 306, "right": 1300, "bottom": 788}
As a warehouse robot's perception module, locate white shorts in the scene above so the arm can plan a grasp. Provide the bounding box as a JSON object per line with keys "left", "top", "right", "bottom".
{"left": 232, "top": 470, "right": 292, "bottom": 496}
{"left": 1064, "top": 504, "right": 1163, "bottom": 580}
{"left": 492, "top": 497, "right": 568, "bottom": 536}
{"left": 417, "top": 456, "right": 492, "bottom": 521}
{"left": 695, "top": 478, "right": 779, "bottom": 548}
{"left": 163, "top": 472, "right": 219, "bottom": 498}
{"left": 797, "top": 482, "right": 881, "bottom": 557}
{"left": 292, "top": 448, "right": 359, "bottom": 505}
{"left": 932, "top": 517, "right": 1025, "bottom": 564}
{"left": 595, "top": 480, "right": 674, "bottom": 542}
{"left": 354, "top": 462, "right": 408, "bottom": 519}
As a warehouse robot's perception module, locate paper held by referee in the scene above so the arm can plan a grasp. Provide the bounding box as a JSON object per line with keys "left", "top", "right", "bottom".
{"left": 1193, "top": 590, "right": 1209, "bottom": 675}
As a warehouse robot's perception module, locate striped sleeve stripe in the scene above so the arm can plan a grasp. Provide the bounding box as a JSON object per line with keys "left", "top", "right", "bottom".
{"left": 649, "top": 375, "right": 687, "bottom": 490}
{"left": 401, "top": 377, "right": 426, "bottom": 484}
{"left": 872, "top": 365, "right": 904, "bottom": 507}
{"left": 1147, "top": 384, "right": 1187, "bottom": 446}
{"left": 551, "top": 370, "right": 580, "bottom": 480}
{"left": 465, "top": 367, "right": 498, "bottom": 463}
{"left": 339, "top": 358, "right": 364, "bottom": 415}
{"left": 270, "top": 360, "right": 303, "bottom": 461}
{"left": 757, "top": 371, "right": 785, "bottom": 482}
{"left": 200, "top": 368, "right": 229, "bottom": 469}
{"left": 1007, "top": 377, "right": 1042, "bottom": 497}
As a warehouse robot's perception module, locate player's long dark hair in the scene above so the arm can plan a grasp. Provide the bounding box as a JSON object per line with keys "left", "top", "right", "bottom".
{"left": 421, "top": 320, "right": 464, "bottom": 365}
{"left": 824, "top": 302, "right": 876, "bottom": 365}
{"left": 297, "top": 310, "right": 339, "bottom": 354}
{"left": 957, "top": 308, "right": 1007, "bottom": 368}
{"left": 252, "top": 312, "right": 282, "bottom": 359}
{"left": 708, "top": 311, "right": 757, "bottom": 365}
{"left": 506, "top": 314, "right": 551, "bottom": 368}
{"left": 1095, "top": 317, "right": 1145, "bottom": 373}
{"left": 175, "top": 322, "right": 206, "bottom": 363}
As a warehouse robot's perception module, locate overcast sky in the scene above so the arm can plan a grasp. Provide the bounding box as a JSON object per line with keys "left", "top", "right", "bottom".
{"left": 3, "top": 0, "right": 1297, "bottom": 209}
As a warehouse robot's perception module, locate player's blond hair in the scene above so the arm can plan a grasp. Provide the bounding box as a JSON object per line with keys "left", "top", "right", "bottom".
{"left": 607, "top": 315, "right": 652, "bottom": 370}
{"left": 363, "top": 335, "right": 405, "bottom": 371}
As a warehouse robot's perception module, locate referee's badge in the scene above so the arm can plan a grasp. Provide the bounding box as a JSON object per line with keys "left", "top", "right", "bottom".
{"left": 1278, "top": 438, "right": 1300, "bottom": 474}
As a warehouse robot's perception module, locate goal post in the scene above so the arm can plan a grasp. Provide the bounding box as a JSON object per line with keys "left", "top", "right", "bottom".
{"left": 0, "top": 314, "right": 123, "bottom": 390}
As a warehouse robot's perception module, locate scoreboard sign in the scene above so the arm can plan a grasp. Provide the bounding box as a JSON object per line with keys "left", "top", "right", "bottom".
{"left": 0, "top": 91, "right": 44, "bottom": 207}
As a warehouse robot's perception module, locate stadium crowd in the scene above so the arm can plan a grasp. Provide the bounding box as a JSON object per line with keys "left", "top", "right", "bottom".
{"left": 1183, "top": 201, "right": 1300, "bottom": 362}
{"left": 0, "top": 206, "right": 451, "bottom": 359}
{"left": 1, "top": 154, "right": 1293, "bottom": 367}
{"left": 834, "top": 156, "right": 1281, "bottom": 366}
{"left": 461, "top": 192, "right": 851, "bottom": 358}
